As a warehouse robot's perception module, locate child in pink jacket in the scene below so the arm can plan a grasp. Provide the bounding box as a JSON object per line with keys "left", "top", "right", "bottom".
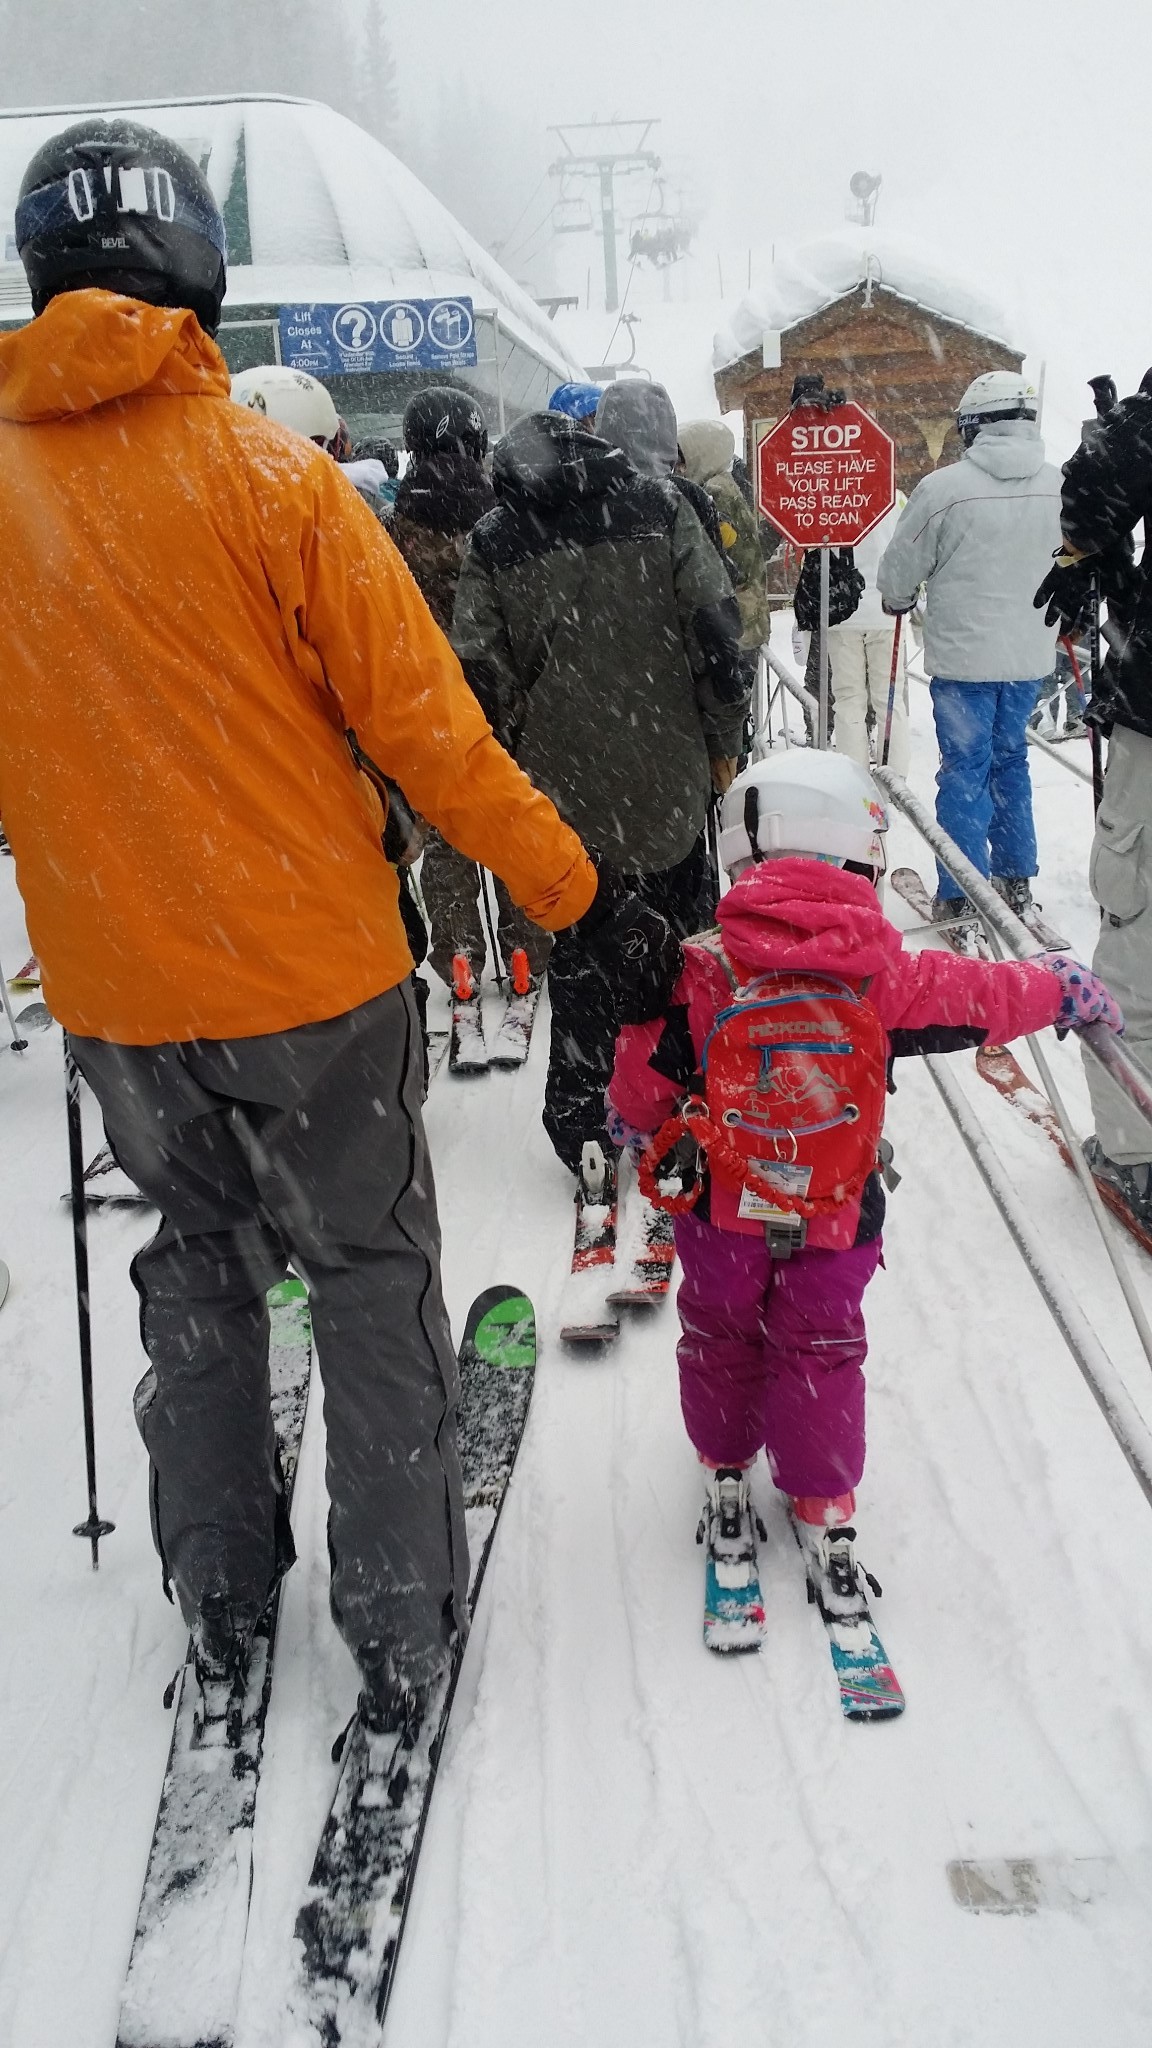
{"left": 608, "top": 751, "right": 1122, "bottom": 1636}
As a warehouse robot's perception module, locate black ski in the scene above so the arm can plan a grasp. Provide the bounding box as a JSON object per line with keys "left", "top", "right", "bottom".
{"left": 290, "top": 1285, "right": 536, "bottom": 2041}
{"left": 115, "top": 1278, "right": 313, "bottom": 2048}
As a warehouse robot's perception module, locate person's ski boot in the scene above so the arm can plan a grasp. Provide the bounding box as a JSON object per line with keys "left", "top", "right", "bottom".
{"left": 577, "top": 1136, "right": 617, "bottom": 1208}
{"left": 698, "top": 1464, "right": 767, "bottom": 1652}
{"left": 992, "top": 875, "right": 1035, "bottom": 919}
{"left": 931, "top": 893, "right": 973, "bottom": 925}
{"left": 1083, "top": 1136, "right": 1152, "bottom": 1231}
{"left": 792, "top": 1510, "right": 880, "bottom": 1625}
{"left": 191, "top": 1595, "right": 257, "bottom": 1748}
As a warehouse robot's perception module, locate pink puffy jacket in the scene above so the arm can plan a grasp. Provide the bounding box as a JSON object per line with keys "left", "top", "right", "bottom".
{"left": 609, "top": 858, "right": 1063, "bottom": 1248}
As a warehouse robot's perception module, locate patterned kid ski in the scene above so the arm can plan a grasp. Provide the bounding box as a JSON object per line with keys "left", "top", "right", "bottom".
{"left": 794, "top": 1522, "right": 905, "bottom": 1723}
{"left": 607, "top": 1189, "right": 676, "bottom": 1308}
{"left": 488, "top": 986, "right": 540, "bottom": 1069}
{"left": 115, "top": 1277, "right": 313, "bottom": 2048}
{"left": 450, "top": 994, "right": 489, "bottom": 1075}
{"left": 290, "top": 1285, "right": 537, "bottom": 2044}
{"left": 558, "top": 1140, "right": 620, "bottom": 1344}
{"left": 976, "top": 1042, "right": 1152, "bottom": 1259}
{"left": 698, "top": 1469, "right": 767, "bottom": 1653}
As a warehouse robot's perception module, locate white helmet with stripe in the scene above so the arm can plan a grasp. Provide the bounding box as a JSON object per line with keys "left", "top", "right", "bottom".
{"left": 230, "top": 365, "right": 339, "bottom": 448}
{"left": 717, "top": 750, "right": 888, "bottom": 877}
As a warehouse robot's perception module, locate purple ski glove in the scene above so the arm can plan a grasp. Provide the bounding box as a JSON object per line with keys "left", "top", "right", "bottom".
{"left": 1039, "top": 952, "right": 1125, "bottom": 1037}
{"left": 605, "top": 1099, "right": 653, "bottom": 1160}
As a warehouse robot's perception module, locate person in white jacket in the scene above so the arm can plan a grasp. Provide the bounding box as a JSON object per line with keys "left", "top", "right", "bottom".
{"left": 827, "top": 497, "right": 909, "bottom": 776}
{"left": 878, "top": 373, "right": 1062, "bottom": 918}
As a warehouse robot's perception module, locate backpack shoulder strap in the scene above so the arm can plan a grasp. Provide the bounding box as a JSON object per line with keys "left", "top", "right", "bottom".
{"left": 684, "top": 928, "right": 741, "bottom": 993}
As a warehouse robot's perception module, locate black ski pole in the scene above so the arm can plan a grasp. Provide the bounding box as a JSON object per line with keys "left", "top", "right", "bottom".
{"left": 0, "top": 954, "right": 28, "bottom": 1053}
{"left": 1083, "top": 375, "right": 1117, "bottom": 815}
{"left": 1088, "top": 569, "right": 1105, "bottom": 814}
{"left": 65, "top": 1046, "right": 115, "bottom": 1568}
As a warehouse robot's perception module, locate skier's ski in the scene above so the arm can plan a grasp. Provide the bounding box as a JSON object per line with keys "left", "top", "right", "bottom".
{"left": 698, "top": 1470, "right": 767, "bottom": 1653}
{"left": 7, "top": 952, "right": 39, "bottom": 989}
{"left": 890, "top": 867, "right": 987, "bottom": 957}
{"left": 976, "top": 1043, "right": 1152, "bottom": 1258}
{"left": 1018, "top": 904, "right": 1070, "bottom": 950}
{"left": 0, "top": 1258, "right": 9, "bottom": 1311}
{"left": 115, "top": 1277, "right": 313, "bottom": 2048}
{"left": 558, "top": 1140, "right": 620, "bottom": 1344}
{"left": 62, "top": 1141, "right": 151, "bottom": 1210}
{"left": 15, "top": 999, "right": 51, "bottom": 1030}
{"left": 794, "top": 1522, "right": 905, "bottom": 1722}
{"left": 488, "top": 985, "right": 539, "bottom": 1069}
{"left": 424, "top": 1026, "right": 451, "bottom": 1091}
{"left": 891, "top": 866, "right": 1067, "bottom": 954}
{"left": 449, "top": 994, "right": 489, "bottom": 1075}
{"left": 291, "top": 1285, "right": 536, "bottom": 2043}
{"left": 606, "top": 1187, "right": 676, "bottom": 1307}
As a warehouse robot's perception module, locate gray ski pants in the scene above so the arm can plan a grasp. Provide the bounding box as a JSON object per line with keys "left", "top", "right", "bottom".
{"left": 419, "top": 832, "right": 551, "bottom": 990}
{"left": 69, "top": 981, "right": 468, "bottom": 1689}
{"left": 1086, "top": 725, "right": 1152, "bottom": 1164}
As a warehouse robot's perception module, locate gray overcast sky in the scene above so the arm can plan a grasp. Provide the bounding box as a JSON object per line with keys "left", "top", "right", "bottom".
{"left": 390, "top": 0, "right": 1152, "bottom": 409}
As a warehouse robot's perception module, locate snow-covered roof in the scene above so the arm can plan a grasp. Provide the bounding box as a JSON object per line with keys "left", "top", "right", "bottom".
{"left": 713, "top": 228, "right": 1014, "bottom": 372}
{"left": 0, "top": 95, "right": 583, "bottom": 383}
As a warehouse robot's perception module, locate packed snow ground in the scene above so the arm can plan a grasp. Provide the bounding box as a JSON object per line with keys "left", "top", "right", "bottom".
{"left": 5, "top": 669, "right": 1152, "bottom": 2048}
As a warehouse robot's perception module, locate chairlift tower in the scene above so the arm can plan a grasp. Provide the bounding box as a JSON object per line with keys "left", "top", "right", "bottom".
{"left": 548, "top": 119, "right": 662, "bottom": 312}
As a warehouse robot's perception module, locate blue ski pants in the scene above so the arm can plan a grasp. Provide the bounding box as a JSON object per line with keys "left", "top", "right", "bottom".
{"left": 929, "top": 678, "right": 1044, "bottom": 899}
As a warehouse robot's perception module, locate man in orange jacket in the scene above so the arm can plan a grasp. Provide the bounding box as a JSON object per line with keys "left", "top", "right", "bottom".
{"left": 0, "top": 119, "right": 670, "bottom": 1740}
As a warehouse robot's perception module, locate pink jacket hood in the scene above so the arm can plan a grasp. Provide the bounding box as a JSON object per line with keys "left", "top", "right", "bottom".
{"left": 717, "top": 858, "right": 904, "bottom": 984}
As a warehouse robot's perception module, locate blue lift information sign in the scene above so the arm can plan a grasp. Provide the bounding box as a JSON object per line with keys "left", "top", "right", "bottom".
{"left": 278, "top": 297, "right": 478, "bottom": 376}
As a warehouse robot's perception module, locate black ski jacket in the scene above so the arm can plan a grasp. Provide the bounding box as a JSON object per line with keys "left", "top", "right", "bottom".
{"left": 452, "top": 411, "right": 747, "bottom": 873}
{"left": 1060, "top": 392, "right": 1152, "bottom": 739}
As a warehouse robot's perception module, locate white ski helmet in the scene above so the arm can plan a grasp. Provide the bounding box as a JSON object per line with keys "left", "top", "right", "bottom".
{"left": 956, "top": 370, "right": 1037, "bottom": 443}
{"left": 230, "top": 365, "right": 340, "bottom": 447}
{"left": 717, "top": 751, "right": 889, "bottom": 877}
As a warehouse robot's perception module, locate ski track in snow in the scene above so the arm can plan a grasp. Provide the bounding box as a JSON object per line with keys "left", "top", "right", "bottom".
{"left": 7, "top": 681, "right": 1152, "bottom": 2044}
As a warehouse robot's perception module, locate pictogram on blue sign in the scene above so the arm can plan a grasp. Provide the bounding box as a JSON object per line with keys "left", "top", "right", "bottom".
{"left": 278, "top": 298, "right": 478, "bottom": 376}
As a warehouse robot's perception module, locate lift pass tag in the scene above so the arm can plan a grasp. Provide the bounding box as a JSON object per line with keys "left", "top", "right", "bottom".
{"left": 738, "top": 1160, "right": 812, "bottom": 1220}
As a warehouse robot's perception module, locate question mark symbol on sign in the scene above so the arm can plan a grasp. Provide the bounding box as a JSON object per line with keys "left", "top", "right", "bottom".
{"left": 346, "top": 310, "right": 368, "bottom": 350}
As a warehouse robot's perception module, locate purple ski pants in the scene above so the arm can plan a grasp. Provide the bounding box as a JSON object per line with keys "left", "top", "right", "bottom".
{"left": 674, "top": 1213, "right": 882, "bottom": 1498}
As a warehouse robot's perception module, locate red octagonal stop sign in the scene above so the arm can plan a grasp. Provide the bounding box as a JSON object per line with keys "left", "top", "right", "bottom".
{"left": 757, "top": 401, "right": 895, "bottom": 548}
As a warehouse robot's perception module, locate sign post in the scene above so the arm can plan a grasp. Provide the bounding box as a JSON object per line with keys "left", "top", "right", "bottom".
{"left": 757, "top": 398, "right": 896, "bottom": 748}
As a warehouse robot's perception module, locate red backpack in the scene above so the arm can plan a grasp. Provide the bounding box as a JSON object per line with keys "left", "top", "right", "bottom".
{"left": 639, "top": 938, "right": 888, "bottom": 1224}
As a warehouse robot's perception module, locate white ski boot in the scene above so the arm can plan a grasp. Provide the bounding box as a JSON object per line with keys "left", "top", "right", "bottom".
{"left": 793, "top": 1518, "right": 881, "bottom": 1627}
{"left": 698, "top": 1466, "right": 767, "bottom": 1653}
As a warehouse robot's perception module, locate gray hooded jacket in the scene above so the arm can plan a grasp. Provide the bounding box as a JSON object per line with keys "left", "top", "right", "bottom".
{"left": 877, "top": 421, "right": 1062, "bottom": 682}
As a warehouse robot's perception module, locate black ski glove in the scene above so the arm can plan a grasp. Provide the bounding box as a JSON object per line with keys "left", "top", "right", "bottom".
{"left": 576, "top": 865, "right": 684, "bottom": 1024}
{"left": 1034, "top": 551, "right": 1095, "bottom": 632}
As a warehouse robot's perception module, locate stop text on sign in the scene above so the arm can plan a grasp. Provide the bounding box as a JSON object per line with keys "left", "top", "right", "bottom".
{"left": 790, "top": 422, "right": 862, "bottom": 449}
{"left": 756, "top": 401, "right": 895, "bottom": 548}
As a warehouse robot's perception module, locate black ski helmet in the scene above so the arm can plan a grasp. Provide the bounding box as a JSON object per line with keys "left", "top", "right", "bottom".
{"left": 15, "top": 119, "right": 227, "bottom": 336}
{"left": 402, "top": 386, "right": 488, "bottom": 462}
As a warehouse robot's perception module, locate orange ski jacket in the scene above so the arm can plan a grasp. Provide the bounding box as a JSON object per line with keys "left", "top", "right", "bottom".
{"left": 0, "top": 291, "right": 595, "bottom": 1042}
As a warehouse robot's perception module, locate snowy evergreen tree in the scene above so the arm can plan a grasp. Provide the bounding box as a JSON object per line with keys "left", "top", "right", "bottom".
{"left": 354, "top": 0, "right": 399, "bottom": 150}
{"left": 0, "top": 0, "right": 360, "bottom": 124}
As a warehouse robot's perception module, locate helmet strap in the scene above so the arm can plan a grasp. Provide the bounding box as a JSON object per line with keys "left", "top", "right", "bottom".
{"left": 743, "top": 786, "right": 764, "bottom": 863}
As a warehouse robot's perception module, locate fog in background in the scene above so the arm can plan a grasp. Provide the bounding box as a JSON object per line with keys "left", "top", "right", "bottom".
{"left": 1, "top": 0, "right": 1150, "bottom": 441}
